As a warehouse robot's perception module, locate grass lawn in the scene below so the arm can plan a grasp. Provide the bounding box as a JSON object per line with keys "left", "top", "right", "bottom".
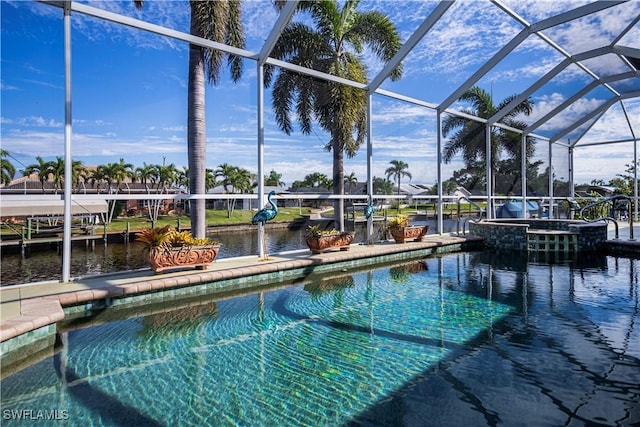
{"left": 106, "top": 207, "right": 320, "bottom": 233}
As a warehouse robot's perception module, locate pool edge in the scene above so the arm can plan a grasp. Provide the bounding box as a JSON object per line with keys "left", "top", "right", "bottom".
{"left": 0, "top": 236, "right": 482, "bottom": 372}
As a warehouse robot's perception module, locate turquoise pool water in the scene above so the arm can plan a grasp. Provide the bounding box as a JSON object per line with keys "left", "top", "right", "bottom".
{"left": 2, "top": 251, "right": 639, "bottom": 426}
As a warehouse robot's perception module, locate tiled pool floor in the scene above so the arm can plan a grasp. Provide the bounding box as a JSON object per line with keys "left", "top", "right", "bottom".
{"left": 1, "top": 234, "right": 476, "bottom": 340}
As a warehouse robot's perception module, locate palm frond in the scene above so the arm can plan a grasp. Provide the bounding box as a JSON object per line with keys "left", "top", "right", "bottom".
{"left": 191, "top": 0, "right": 245, "bottom": 85}
{"left": 496, "top": 94, "right": 533, "bottom": 120}
{"left": 350, "top": 11, "right": 403, "bottom": 80}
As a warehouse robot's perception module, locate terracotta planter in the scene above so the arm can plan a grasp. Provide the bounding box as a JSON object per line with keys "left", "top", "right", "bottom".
{"left": 390, "top": 225, "right": 428, "bottom": 243}
{"left": 305, "top": 232, "right": 355, "bottom": 254}
{"left": 146, "top": 245, "right": 220, "bottom": 273}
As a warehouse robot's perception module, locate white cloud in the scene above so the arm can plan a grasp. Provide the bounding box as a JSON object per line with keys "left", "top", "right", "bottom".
{"left": 1, "top": 82, "right": 19, "bottom": 91}
{"left": 580, "top": 101, "right": 640, "bottom": 143}
{"left": 166, "top": 73, "right": 187, "bottom": 90}
{"left": 371, "top": 102, "right": 434, "bottom": 125}
{"left": 529, "top": 93, "right": 609, "bottom": 134}
{"left": 573, "top": 143, "right": 634, "bottom": 184}
{"left": 242, "top": 2, "right": 280, "bottom": 46}
{"left": 543, "top": 1, "right": 640, "bottom": 55}
{"left": 0, "top": 129, "right": 187, "bottom": 160}
{"left": 69, "top": 1, "right": 188, "bottom": 51}
{"left": 162, "top": 125, "right": 185, "bottom": 132}
{"left": 13, "top": 116, "right": 64, "bottom": 128}
{"left": 20, "top": 79, "right": 63, "bottom": 90}
{"left": 489, "top": 53, "right": 563, "bottom": 83}
{"left": 396, "top": 1, "right": 522, "bottom": 80}
{"left": 73, "top": 119, "right": 111, "bottom": 127}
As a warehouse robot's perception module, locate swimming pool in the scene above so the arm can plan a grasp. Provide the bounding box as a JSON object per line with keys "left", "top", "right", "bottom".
{"left": 1, "top": 251, "right": 639, "bottom": 426}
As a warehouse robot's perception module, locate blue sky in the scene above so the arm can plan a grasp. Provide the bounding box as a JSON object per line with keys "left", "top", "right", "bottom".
{"left": 1, "top": 0, "right": 639, "bottom": 189}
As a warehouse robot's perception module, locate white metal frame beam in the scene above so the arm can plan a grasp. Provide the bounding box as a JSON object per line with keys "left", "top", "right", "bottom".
{"left": 255, "top": 1, "right": 297, "bottom": 258}
{"left": 496, "top": 0, "right": 624, "bottom": 96}
{"left": 551, "top": 91, "right": 640, "bottom": 142}
{"left": 615, "top": 46, "right": 640, "bottom": 61}
{"left": 438, "top": 0, "right": 624, "bottom": 112}
{"left": 368, "top": 1, "right": 454, "bottom": 92}
{"left": 34, "top": 0, "right": 640, "bottom": 149}
{"left": 524, "top": 71, "right": 639, "bottom": 135}
{"left": 487, "top": 47, "right": 615, "bottom": 126}
{"left": 437, "top": 30, "right": 528, "bottom": 112}
{"left": 62, "top": 0, "right": 72, "bottom": 282}
{"left": 28, "top": 0, "right": 639, "bottom": 261}
{"left": 258, "top": 1, "right": 298, "bottom": 65}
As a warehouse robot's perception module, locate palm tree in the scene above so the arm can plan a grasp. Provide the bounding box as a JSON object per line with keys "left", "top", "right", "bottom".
{"left": 215, "top": 163, "right": 238, "bottom": 193}
{"left": 96, "top": 159, "right": 134, "bottom": 194}
{"left": 204, "top": 168, "right": 217, "bottom": 192}
{"left": 442, "top": 85, "right": 534, "bottom": 197}
{"left": 265, "top": 0, "right": 403, "bottom": 231}
{"left": 23, "top": 156, "right": 52, "bottom": 192}
{"left": 215, "top": 163, "right": 254, "bottom": 217}
{"left": 385, "top": 160, "right": 412, "bottom": 195}
{"left": 0, "top": 149, "right": 15, "bottom": 186}
{"left": 71, "top": 160, "right": 89, "bottom": 192}
{"left": 229, "top": 168, "right": 254, "bottom": 194}
{"left": 134, "top": 162, "right": 162, "bottom": 220}
{"left": 134, "top": 162, "right": 158, "bottom": 192}
{"left": 265, "top": 170, "right": 285, "bottom": 187}
{"left": 299, "top": 172, "right": 332, "bottom": 189}
{"left": 344, "top": 172, "right": 358, "bottom": 194}
{"left": 95, "top": 159, "right": 134, "bottom": 223}
{"left": 372, "top": 176, "right": 393, "bottom": 195}
{"left": 177, "top": 166, "right": 190, "bottom": 190}
{"left": 156, "top": 163, "right": 178, "bottom": 192}
{"left": 135, "top": 0, "right": 245, "bottom": 238}
{"left": 48, "top": 157, "right": 66, "bottom": 193}
{"left": 88, "top": 167, "right": 107, "bottom": 193}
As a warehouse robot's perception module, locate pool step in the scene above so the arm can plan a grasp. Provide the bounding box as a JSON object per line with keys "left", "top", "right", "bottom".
{"left": 527, "top": 230, "right": 578, "bottom": 253}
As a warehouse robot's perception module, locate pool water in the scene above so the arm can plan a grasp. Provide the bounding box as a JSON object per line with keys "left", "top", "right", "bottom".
{"left": 1, "top": 251, "right": 639, "bottom": 426}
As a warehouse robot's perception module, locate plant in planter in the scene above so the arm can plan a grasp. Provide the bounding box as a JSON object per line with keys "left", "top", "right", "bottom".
{"left": 135, "top": 225, "right": 220, "bottom": 273}
{"left": 304, "top": 225, "right": 355, "bottom": 254}
{"left": 388, "top": 214, "right": 428, "bottom": 243}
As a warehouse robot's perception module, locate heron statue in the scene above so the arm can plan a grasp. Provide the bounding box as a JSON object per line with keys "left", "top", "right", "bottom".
{"left": 252, "top": 190, "right": 279, "bottom": 260}
{"left": 364, "top": 195, "right": 375, "bottom": 245}
{"left": 364, "top": 195, "right": 375, "bottom": 219}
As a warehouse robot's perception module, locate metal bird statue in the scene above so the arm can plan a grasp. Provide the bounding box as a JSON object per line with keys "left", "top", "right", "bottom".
{"left": 364, "top": 195, "right": 375, "bottom": 219}
{"left": 364, "top": 195, "right": 376, "bottom": 245}
{"left": 252, "top": 190, "right": 279, "bottom": 226}
{"left": 252, "top": 190, "right": 279, "bottom": 260}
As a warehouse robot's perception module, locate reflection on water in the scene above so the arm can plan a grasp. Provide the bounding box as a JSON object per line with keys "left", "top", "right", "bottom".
{"left": 0, "top": 220, "right": 458, "bottom": 286}
{"left": 1, "top": 252, "right": 638, "bottom": 426}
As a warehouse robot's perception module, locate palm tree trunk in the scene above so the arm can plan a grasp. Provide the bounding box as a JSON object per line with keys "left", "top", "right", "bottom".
{"left": 332, "top": 135, "right": 345, "bottom": 231}
{"left": 188, "top": 12, "right": 207, "bottom": 239}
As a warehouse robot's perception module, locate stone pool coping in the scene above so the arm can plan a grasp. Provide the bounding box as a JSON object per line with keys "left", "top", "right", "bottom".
{"left": 0, "top": 235, "right": 482, "bottom": 367}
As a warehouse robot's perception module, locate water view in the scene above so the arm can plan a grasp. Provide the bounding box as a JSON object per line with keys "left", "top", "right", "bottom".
{"left": 0, "top": 220, "right": 456, "bottom": 286}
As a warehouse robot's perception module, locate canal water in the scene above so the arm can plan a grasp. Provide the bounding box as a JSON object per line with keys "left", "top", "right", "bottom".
{"left": 0, "top": 220, "right": 457, "bottom": 286}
